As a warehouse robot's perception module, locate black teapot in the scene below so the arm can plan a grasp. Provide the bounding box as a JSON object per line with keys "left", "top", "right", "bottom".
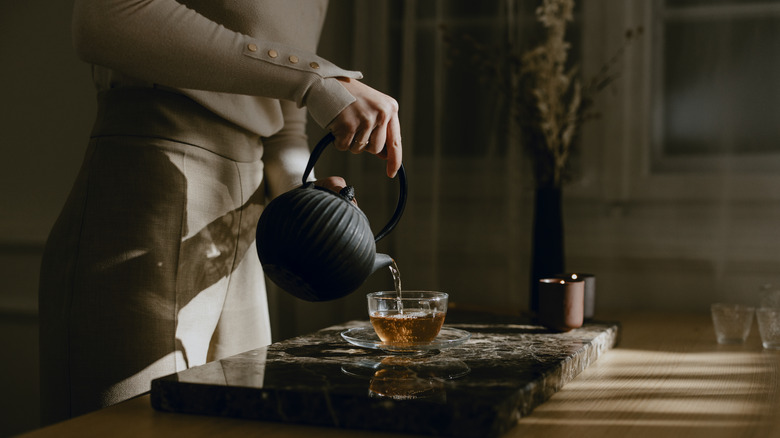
{"left": 256, "top": 133, "right": 407, "bottom": 302}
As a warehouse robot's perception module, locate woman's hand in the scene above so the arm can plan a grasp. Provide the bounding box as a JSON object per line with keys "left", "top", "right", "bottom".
{"left": 327, "top": 78, "right": 402, "bottom": 178}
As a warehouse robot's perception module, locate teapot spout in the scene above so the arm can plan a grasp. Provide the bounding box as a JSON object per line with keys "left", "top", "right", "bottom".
{"left": 372, "top": 253, "right": 395, "bottom": 273}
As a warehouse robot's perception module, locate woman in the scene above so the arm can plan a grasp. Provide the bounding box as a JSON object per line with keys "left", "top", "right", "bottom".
{"left": 39, "top": 0, "right": 402, "bottom": 424}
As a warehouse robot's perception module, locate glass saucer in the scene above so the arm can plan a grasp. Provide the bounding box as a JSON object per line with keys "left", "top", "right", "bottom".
{"left": 340, "top": 326, "right": 471, "bottom": 353}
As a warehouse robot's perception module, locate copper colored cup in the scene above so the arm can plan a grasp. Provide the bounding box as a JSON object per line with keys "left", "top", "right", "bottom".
{"left": 538, "top": 278, "right": 585, "bottom": 332}
{"left": 555, "top": 273, "right": 595, "bottom": 319}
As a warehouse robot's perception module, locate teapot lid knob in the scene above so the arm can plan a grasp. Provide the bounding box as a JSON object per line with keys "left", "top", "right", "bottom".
{"left": 339, "top": 186, "right": 355, "bottom": 202}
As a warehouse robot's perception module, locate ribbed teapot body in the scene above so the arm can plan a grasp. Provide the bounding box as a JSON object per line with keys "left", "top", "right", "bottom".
{"left": 256, "top": 184, "right": 376, "bottom": 301}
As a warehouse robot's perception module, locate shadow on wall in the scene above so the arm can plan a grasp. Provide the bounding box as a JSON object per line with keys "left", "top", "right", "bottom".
{"left": 0, "top": 312, "right": 40, "bottom": 437}
{"left": 1, "top": 0, "right": 96, "bottom": 432}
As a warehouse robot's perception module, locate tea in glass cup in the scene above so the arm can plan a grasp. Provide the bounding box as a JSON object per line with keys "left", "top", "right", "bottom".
{"left": 367, "top": 291, "right": 448, "bottom": 345}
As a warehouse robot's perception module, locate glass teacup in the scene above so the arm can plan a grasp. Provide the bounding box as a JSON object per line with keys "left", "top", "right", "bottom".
{"left": 367, "top": 291, "right": 448, "bottom": 345}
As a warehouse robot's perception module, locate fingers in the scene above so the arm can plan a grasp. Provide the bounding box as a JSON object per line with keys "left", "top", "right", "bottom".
{"left": 341, "top": 118, "right": 400, "bottom": 178}
{"left": 329, "top": 119, "right": 371, "bottom": 153}
{"left": 384, "top": 115, "right": 402, "bottom": 178}
{"left": 349, "top": 129, "right": 372, "bottom": 154}
{"left": 326, "top": 78, "right": 403, "bottom": 177}
{"left": 368, "top": 117, "right": 388, "bottom": 157}
{"left": 331, "top": 129, "right": 351, "bottom": 151}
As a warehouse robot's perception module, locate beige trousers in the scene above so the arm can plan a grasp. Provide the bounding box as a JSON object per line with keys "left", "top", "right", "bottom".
{"left": 39, "top": 89, "right": 272, "bottom": 424}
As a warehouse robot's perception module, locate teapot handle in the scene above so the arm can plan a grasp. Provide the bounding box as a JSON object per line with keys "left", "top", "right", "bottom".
{"left": 302, "top": 133, "right": 407, "bottom": 243}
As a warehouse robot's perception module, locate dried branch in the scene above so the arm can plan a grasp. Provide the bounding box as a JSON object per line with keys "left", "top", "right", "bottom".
{"left": 441, "top": 0, "right": 642, "bottom": 188}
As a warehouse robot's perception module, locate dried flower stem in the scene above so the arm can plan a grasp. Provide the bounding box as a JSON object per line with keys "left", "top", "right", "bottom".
{"left": 440, "top": 0, "right": 641, "bottom": 188}
{"left": 521, "top": 0, "right": 579, "bottom": 187}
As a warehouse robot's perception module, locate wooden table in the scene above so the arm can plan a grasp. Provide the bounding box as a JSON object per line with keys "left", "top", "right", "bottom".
{"left": 19, "top": 311, "right": 780, "bottom": 438}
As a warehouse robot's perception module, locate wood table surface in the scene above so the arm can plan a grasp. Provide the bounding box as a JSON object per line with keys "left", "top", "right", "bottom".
{"left": 19, "top": 311, "right": 780, "bottom": 438}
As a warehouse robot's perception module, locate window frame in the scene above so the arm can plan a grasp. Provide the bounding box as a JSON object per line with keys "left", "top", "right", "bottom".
{"left": 580, "top": 0, "right": 780, "bottom": 202}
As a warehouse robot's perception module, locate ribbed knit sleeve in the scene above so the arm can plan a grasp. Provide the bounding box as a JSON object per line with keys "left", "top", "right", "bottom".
{"left": 72, "top": 0, "right": 362, "bottom": 128}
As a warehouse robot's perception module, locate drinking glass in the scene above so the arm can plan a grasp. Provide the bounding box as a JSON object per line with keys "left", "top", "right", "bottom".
{"left": 756, "top": 307, "right": 780, "bottom": 350}
{"left": 711, "top": 303, "right": 754, "bottom": 344}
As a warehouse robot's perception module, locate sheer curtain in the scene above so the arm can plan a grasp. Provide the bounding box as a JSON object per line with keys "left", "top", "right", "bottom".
{"left": 269, "top": 0, "right": 534, "bottom": 341}
{"left": 269, "top": 0, "right": 780, "bottom": 341}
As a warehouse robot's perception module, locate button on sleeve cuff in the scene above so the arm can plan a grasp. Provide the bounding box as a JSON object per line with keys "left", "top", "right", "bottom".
{"left": 242, "top": 41, "right": 362, "bottom": 80}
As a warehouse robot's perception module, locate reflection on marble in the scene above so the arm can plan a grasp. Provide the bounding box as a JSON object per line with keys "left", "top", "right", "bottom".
{"left": 151, "top": 319, "right": 619, "bottom": 437}
{"left": 342, "top": 355, "right": 471, "bottom": 402}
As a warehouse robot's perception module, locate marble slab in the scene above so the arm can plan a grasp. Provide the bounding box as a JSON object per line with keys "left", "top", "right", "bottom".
{"left": 151, "top": 318, "right": 620, "bottom": 437}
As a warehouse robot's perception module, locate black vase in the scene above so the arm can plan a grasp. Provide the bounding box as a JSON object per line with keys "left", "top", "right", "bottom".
{"left": 529, "top": 186, "right": 565, "bottom": 314}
